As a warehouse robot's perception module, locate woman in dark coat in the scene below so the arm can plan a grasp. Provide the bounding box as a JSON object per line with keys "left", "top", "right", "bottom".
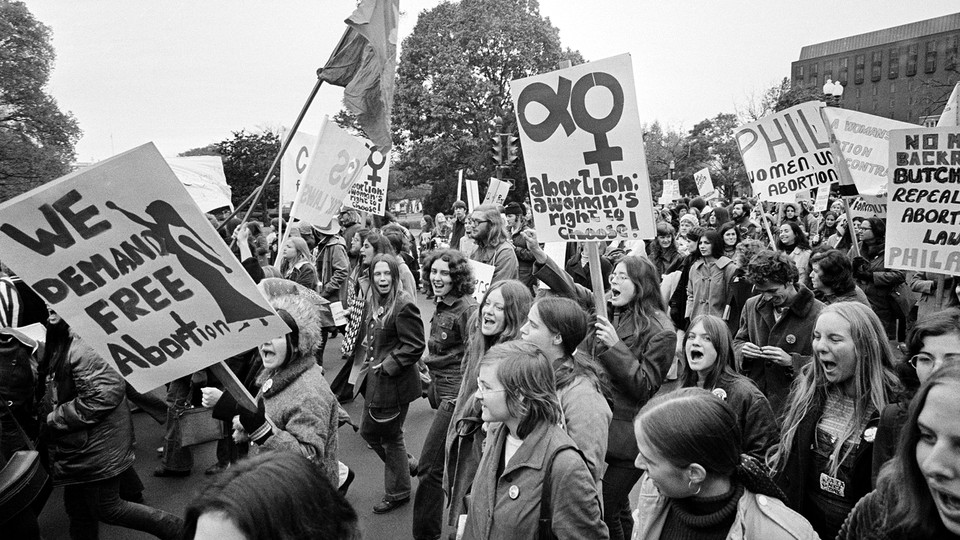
{"left": 852, "top": 216, "right": 908, "bottom": 341}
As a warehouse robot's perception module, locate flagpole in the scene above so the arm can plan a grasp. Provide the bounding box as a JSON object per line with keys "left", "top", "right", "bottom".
{"left": 224, "top": 72, "right": 327, "bottom": 247}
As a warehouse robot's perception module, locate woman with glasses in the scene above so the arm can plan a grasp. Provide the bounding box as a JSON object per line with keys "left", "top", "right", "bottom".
{"left": 462, "top": 341, "right": 607, "bottom": 540}
{"left": 523, "top": 229, "right": 676, "bottom": 540}
{"left": 838, "top": 363, "right": 960, "bottom": 539}
{"left": 444, "top": 279, "right": 533, "bottom": 529}
{"left": 851, "top": 216, "right": 908, "bottom": 342}
{"left": 766, "top": 302, "right": 900, "bottom": 539}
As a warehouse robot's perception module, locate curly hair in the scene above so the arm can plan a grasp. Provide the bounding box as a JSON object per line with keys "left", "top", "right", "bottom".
{"left": 422, "top": 249, "right": 475, "bottom": 297}
{"left": 810, "top": 249, "right": 856, "bottom": 295}
{"left": 745, "top": 249, "right": 799, "bottom": 286}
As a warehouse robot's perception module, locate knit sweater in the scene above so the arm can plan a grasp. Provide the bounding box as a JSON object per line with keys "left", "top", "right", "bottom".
{"left": 661, "top": 484, "right": 745, "bottom": 540}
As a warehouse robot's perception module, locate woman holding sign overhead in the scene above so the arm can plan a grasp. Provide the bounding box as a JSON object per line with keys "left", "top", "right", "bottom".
{"left": 525, "top": 228, "right": 677, "bottom": 540}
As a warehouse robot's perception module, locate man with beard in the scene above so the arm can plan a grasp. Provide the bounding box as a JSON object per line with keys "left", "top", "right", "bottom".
{"left": 504, "top": 202, "right": 536, "bottom": 291}
{"left": 448, "top": 201, "right": 468, "bottom": 253}
{"left": 467, "top": 204, "right": 518, "bottom": 284}
{"left": 734, "top": 250, "right": 824, "bottom": 416}
{"left": 730, "top": 199, "right": 759, "bottom": 240}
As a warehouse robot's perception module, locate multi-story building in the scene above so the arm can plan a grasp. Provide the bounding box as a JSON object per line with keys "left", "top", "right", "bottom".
{"left": 791, "top": 13, "right": 960, "bottom": 123}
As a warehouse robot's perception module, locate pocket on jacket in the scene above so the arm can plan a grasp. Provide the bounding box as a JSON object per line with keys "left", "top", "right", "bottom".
{"left": 56, "top": 428, "right": 89, "bottom": 451}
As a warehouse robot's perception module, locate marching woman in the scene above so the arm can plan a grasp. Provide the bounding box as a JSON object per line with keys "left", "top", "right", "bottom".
{"left": 776, "top": 221, "right": 812, "bottom": 289}
{"left": 462, "top": 341, "right": 608, "bottom": 539}
{"left": 686, "top": 229, "right": 737, "bottom": 322}
{"left": 851, "top": 216, "right": 909, "bottom": 342}
{"left": 633, "top": 388, "right": 818, "bottom": 540}
{"left": 838, "top": 364, "right": 960, "bottom": 539}
{"left": 279, "top": 236, "right": 319, "bottom": 291}
{"left": 520, "top": 296, "right": 612, "bottom": 484}
{"left": 445, "top": 279, "right": 533, "bottom": 528}
{"left": 524, "top": 229, "right": 676, "bottom": 540}
{"left": 412, "top": 249, "right": 477, "bottom": 540}
{"left": 718, "top": 221, "right": 741, "bottom": 261}
{"left": 766, "top": 301, "right": 900, "bottom": 539}
{"left": 356, "top": 254, "right": 426, "bottom": 514}
{"left": 680, "top": 315, "right": 777, "bottom": 460}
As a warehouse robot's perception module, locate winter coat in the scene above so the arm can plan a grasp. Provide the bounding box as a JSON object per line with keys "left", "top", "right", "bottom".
{"left": 46, "top": 335, "right": 135, "bottom": 486}
{"left": 910, "top": 271, "right": 959, "bottom": 320}
{"left": 470, "top": 240, "right": 519, "bottom": 284}
{"left": 855, "top": 241, "right": 907, "bottom": 340}
{"left": 783, "top": 247, "right": 812, "bottom": 289}
{"left": 692, "top": 371, "right": 778, "bottom": 461}
{"left": 724, "top": 267, "right": 756, "bottom": 338}
{"left": 686, "top": 256, "right": 737, "bottom": 320}
{"left": 314, "top": 235, "right": 350, "bottom": 301}
{"left": 558, "top": 374, "right": 611, "bottom": 484}
{"left": 734, "top": 285, "right": 824, "bottom": 416}
{"left": 819, "top": 285, "right": 870, "bottom": 306}
{"left": 632, "top": 475, "right": 819, "bottom": 540}
{"left": 463, "top": 422, "right": 608, "bottom": 540}
{"left": 283, "top": 260, "right": 319, "bottom": 291}
{"left": 533, "top": 257, "right": 676, "bottom": 467}
{"left": 359, "top": 292, "right": 426, "bottom": 409}
{"left": 253, "top": 352, "right": 340, "bottom": 487}
{"left": 837, "top": 487, "right": 960, "bottom": 540}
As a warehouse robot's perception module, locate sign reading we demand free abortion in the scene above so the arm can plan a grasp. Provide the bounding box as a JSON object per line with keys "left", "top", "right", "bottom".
{"left": 510, "top": 54, "right": 656, "bottom": 243}
{"left": 886, "top": 127, "right": 960, "bottom": 276}
{"left": 0, "top": 144, "right": 288, "bottom": 391}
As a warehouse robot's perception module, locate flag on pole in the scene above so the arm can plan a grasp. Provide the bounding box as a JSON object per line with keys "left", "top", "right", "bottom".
{"left": 937, "top": 82, "right": 960, "bottom": 127}
{"left": 318, "top": 0, "right": 399, "bottom": 152}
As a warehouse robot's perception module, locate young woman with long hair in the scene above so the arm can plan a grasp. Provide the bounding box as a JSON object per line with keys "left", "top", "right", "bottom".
{"left": 718, "top": 221, "right": 741, "bottom": 260}
{"left": 838, "top": 364, "right": 960, "bottom": 539}
{"left": 462, "top": 341, "right": 607, "bottom": 539}
{"left": 444, "top": 279, "right": 533, "bottom": 528}
{"left": 852, "top": 216, "right": 908, "bottom": 342}
{"left": 357, "top": 254, "right": 426, "bottom": 514}
{"left": 279, "top": 236, "right": 318, "bottom": 290}
{"left": 686, "top": 229, "right": 737, "bottom": 323}
{"left": 649, "top": 221, "right": 681, "bottom": 277}
{"left": 776, "top": 221, "right": 812, "bottom": 289}
{"left": 767, "top": 301, "right": 901, "bottom": 539}
{"left": 633, "top": 388, "right": 817, "bottom": 540}
{"left": 520, "top": 296, "right": 612, "bottom": 484}
{"left": 680, "top": 315, "right": 777, "bottom": 460}
{"left": 523, "top": 229, "right": 676, "bottom": 540}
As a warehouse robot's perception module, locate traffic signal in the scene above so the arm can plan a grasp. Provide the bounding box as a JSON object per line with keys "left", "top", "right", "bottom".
{"left": 491, "top": 135, "right": 504, "bottom": 165}
{"left": 504, "top": 135, "right": 519, "bottom": 165}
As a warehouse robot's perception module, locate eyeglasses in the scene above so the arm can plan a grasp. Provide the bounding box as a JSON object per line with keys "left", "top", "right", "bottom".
{"left": 476, "top": 378, "right": 506, "bottom": 399}
{"left": 467, "top": 218, "right": 490, "bottom": 226}
{"left": 909, "top": 353, "right": 960, "bottom": 371}
{"left": 609, "top": 272, "right": 630, "bottom": 284}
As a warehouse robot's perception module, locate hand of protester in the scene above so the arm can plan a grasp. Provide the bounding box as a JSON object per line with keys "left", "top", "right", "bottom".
{"left": 201, "top": 387, "right": 223, "bottom": 408}
{"left": 235, "top": 224, "right": 250, "bottom": 243}
{"left": 741, "top": 342, "right": 764, "bottom": 359}
{"left": 238, "top": 399, "right": 269, "bottom": 436}
{"left": 520, "top": 229, "right": 547, "bottom": 263}
{"left": 232, "top": 416, "right": 248, "bottom": 443}
{"left": 594, "top": 316, "right": 620, "bottom": 348}
{"left": 851, "top": 256, "right": 872, "bottom": 281}
{"left": 762, "top": 346, "right": 793, "bottom": 366}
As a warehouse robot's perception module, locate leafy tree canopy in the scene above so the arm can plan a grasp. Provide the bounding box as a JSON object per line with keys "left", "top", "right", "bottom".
{"left": 181, "top": 129, "right": 280, "bottom": 214}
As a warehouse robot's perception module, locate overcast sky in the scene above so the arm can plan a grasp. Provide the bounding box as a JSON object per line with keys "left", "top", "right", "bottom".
{"left": 27, "top": 0, "right": 960, "bottom": 162}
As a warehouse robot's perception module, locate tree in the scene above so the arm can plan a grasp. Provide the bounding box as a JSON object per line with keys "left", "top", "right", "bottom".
{"left": 390, "top": 0, "right": 582, "bottom": 214}
{"left": 686, "top": 113, "right": 750, "bottom": 196}
{"left": 0, "top": 1, "right": 82, "bottom": 203}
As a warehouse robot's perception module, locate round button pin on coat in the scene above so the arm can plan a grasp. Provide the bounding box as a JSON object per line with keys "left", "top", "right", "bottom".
{"left": 509, "top": 485, "right": 519, "bottom": 499}
{"left": 786, "top": 334, "right": 796, "bottom": 344}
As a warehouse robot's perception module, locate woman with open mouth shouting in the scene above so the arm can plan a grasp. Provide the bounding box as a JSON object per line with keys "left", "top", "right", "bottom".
{"left": 838, "top": 363, "right": 960, "bottom": 540}
{"left": 766, "top": 302, "right": 900, "bottom": 539}
{"left": 680, "top": 314, "right": 777, "bottom": 461}
{"left": 523, "top": 228, "right": 676, "bottom": 540}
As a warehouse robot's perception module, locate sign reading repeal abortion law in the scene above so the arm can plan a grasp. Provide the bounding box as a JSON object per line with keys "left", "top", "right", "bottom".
{"left": 886, "top": 127, "right": 960, "bottom": 276}
{"left": 510, "top": 54, "right": 656, "bottom": 243}
{"left": 0, "top": 144, "right": 288, "bottom": 391}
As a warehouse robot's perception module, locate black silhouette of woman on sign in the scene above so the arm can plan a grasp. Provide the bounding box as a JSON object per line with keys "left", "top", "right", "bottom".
{"left": 106, "top": 200, "right": 271, "bottom": 329}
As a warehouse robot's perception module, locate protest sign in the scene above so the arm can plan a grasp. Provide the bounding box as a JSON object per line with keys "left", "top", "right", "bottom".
{"left": 847, "top": 194, "right": 887, "bottom": 220}
{"left": 658, "top": 179, "right": 678, "bottom": 205}
{"left": 694, "top": 168, "right": 717, "bottom": 200}
{"left": 0, "top": 143, "right": 287, "bottom": 391}
{"left": 937, "top": 82, "right": 960, "bottom": 127}
{"left": 821, "top": 108, "right": 916, "bottom": 196}
{"left": 736, "top": 101, "right": 838, "bottom": 202}
{"left": 510, "top": 53, "right": 656, "bottom": 243}
{"left": 482, "top": 177, "right": 512, "bottom": 206}
{"left": 347, "top": 143, "right": 390, "bottom": 215}
{"left": 465, "top": 178, "right": 480, "bottom": 211}
{"left": 280, "top": 130, "right": 317, "bottom": 210}
{"left": 288, "top": 117, "right": 369, "bottom": 232}
{"left": 538, "top": 241, "right": 568, "bottom": 289}
{"left": 467, "top": 260, "right": 495, "bottom": 303}
{"left": 885, "top": 127, "right": 960, "bottom": 275}
{"left": 164, "top": 156, "right": 232, "bottom": 213}
{"left": 814, "top": 184, "right": 831, "bottom": 212}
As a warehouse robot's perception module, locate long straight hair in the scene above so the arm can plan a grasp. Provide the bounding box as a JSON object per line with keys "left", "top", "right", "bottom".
{"left": 616, "top": 255, "right": 667, "bottom": 343}
{"left": 463, "top": 280, "right": 532, "bottom": 370}
{"left": 279, "top": 236, "right": 312, "bottom": 276}
{"left": 367, "top": 254, "right": 402, "bottom": 323}
{"left": 767, "top": 302, "right": 900, "bottom": 475}
{"left": 680, "top": 315, "right": 738, "bottom": 390}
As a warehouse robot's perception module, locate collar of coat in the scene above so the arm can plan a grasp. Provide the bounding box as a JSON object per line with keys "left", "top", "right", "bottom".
{"left": 257, "top": 350, "right": 317, "bottom": 396}
{"left": 491, "top": 421, "right": 573, "bottom": 476}
{"left": 756, "top": 284, "right": 818, "bottom": 318}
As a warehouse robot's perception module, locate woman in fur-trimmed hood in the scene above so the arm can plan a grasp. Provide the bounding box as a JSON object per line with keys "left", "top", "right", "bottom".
{"left": 233, "top": 293, "right": 340, "bottom": 486}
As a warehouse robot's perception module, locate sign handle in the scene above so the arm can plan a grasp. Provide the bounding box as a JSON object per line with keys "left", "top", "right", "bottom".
{"left": 586, "top": 242, "right": 607, "bottom": 321}
{"left": 208, "top": 362, "right": 259, "bottom": 413}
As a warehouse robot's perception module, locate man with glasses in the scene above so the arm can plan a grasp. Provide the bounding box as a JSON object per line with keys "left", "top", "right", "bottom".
{"left": 467, "top": 204, "right": 518, "bottom": 284}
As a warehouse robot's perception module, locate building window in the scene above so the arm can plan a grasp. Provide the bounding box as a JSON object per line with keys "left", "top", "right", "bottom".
{"left": 947, "top": 35, "right": 958, "bottom": 70}
{"left": 926, "top": 40, "right": 938, "bottom": 73}
{"left": 871, "top": 51, "right": 882, "bottom": 81}
{"left": 872, "top": 86, "right": 878, "bottom": 96}
{"left": 890, "top": 98, "right": 895, "bottom": 108}
{"left": 890, "top": 83, "right": 896, "bottom": 93}
{"left": 855, "top": 54, "right": 865, "bottom": 84}
{"left": 888, "top": 47, "right": 899, "bottom": 78}
{"left": 794, "top": 64, "right": 804, "bottom": 84}
{"left": 824, "top": 59, "right": 834, "bottom": 81}
{"left": 907, "top": 44, "right": 918, "bottom": 76}
{"left": 856, "top": 88, "right": 862, "bottom": 98}
{"left": 809, "top": 63, "right": 819, "bottom": 86}
{"left": 839, "top": 57, "right": 849, "bottom": 84}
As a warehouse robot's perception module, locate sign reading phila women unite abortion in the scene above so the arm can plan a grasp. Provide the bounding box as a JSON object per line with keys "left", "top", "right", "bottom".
{"left": 886, "top": 126, "right": 960, "bottom": 276}
{"left": 510, "top": 54, "right": 656, "bottom": 243}
{"left": 0, "top": 143, "right": 288, "bottom": 391}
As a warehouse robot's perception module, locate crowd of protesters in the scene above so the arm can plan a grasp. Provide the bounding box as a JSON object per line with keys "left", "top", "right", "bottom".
{"left": 3, "top": 190, "right": 960, "bottom": 540}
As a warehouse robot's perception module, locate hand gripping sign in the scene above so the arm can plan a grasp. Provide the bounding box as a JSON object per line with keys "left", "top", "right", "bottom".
{"left": 510, "top": 54, "right": 656, "bottom": 243}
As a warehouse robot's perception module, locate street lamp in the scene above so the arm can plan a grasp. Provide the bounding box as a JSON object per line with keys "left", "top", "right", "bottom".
{"left": 668, "top": 159, "right": 675, "bottom": 180}
{"left": 823, "top": 78, "right": 844, "bottom": 107}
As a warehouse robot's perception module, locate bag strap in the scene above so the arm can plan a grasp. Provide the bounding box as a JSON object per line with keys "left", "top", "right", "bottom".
{"left": 537, "top": 443, "right": 587, "bottom": 540}
{"left": 0, "top": 395, "right": 36, "bottom": 451}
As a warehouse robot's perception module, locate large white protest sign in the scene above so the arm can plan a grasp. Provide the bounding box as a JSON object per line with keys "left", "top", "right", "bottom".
{"left": 347, "top": 144, "right": 391, "bottom": 216}
{"left": 694, "top": 168, "right": 717, "bottom": 200}
{"left": 288, "top": 117, "right": 368, "bottom": 231}
{"left": 467, "top": 260, "right": 495, "bottom": 303}
{"left": 482, "top": 177, "right": 512, "bottom": 206}
{"left": 885, "top": 127, "right": 960, "bottom": 276}
{"left": 280, "top": 130, "right": 317, "bottom": 209}
{"left": 0, "top": 144, "right": 287, "bottom": 391}
{"left": 814, "top": 184, "right": 831, "bottom": 212}
{"left": 736, "top": 101, "right": 838, "bottom": 202}
{"left": 165, "top": 156, "right": 233, "bottom": 213}
{"left": 821, "top": 108, "right": 916, "bottom": 197}
{"left": 465, "top": 178, "right": 480, "bottom": 211}
{"left": 658, "top": 179, "right": 679, "bottom": 205}
{"left": 510, "top": 53, "right": 656, "bottom": 243}
{"left": 538, "top": 241, "right": 568, "bottom": 290}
